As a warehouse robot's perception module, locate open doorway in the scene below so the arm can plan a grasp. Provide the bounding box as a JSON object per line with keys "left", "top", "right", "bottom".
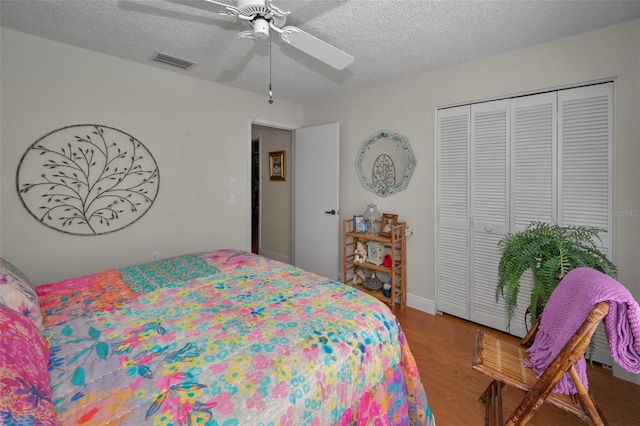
{"left": 251, "top": 138, "right": 260, "bottom": 254}
{"left": 251, "top": 125, "right": 293, "bottom": 263}
{"left": 249, "top": 121, "right": 341, "bottom": 278}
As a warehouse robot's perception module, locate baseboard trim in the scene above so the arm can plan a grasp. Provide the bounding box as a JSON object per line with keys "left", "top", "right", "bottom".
{"left": 613, "top": 364, "right": 640, "bottom": 385}
{"left": 407, "top": 293, "right": 437, "bottom": 315}
{"left": 259, "top": 249, "right": 291, "bottom": 265}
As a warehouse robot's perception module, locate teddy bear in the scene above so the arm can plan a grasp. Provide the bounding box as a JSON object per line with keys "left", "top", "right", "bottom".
{"left": 353, "top": 241, "right": 367, "bottom": 263}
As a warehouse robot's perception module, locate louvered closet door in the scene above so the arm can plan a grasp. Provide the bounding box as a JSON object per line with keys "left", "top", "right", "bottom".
{"left": 469, "top": 100, "right": 510, "bottom": 331}
{"left": 509, "top": 92, "right": 557, "bottom": 337}
{"left": 558, "top": 83, "right": 613, "bottom": 250}
{"left": 436, "top": 106, "right": 470, "bottom": 319}
{"left": 559, "top": 82, "right": 614, "bottom": 365}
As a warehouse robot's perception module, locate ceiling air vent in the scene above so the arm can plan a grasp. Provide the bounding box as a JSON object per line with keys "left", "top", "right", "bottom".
{"left": 150, "top": 52, "right": 196, "bottom": 70}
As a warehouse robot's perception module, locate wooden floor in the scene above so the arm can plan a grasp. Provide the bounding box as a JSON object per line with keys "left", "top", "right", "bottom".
{"left": 395, "top": 307, "right": 640, "bottom": 426}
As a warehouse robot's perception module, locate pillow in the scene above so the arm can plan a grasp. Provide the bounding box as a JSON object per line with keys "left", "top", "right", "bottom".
{"left": 0, "top": 258, "right": 33, "bottom": 288}
{"left": 0, "top": 258, "right": 42, "bottom": 329}
{"left": 0, "top": 304, "right": 60, "bottom": 425}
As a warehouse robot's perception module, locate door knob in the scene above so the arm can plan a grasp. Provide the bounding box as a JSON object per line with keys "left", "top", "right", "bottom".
{"left": 325, "top": 209, "right": 336, "bottom": 215}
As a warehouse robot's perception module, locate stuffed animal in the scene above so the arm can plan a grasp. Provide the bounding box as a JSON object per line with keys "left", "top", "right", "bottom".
{"left": 353, "top": 267, "right": 367, "bottom": 285}
{"left": 354, "top": 241, "right": 367, "bottom": 263}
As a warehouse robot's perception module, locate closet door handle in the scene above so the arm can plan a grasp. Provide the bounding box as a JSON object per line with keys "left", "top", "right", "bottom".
{"left": 485, "top": 226, "right": 493, "bottom": 233}
{"left": 325, "top": 209, "right": 336, "bottom": 215}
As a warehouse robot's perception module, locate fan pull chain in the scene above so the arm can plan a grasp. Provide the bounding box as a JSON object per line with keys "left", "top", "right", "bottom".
{"left": 268, "top": 31, "right": 274, "bottom": 104}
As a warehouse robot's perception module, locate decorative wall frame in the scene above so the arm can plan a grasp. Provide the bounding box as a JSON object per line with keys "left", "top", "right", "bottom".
{"left": 269, "top": 151, "right": 286, "bottom": 181}
{"left": 355, "top": 130, "right": 416, "bottom": 197}
{"left": 16, "top": 124, "right": 160, "bottom": 236}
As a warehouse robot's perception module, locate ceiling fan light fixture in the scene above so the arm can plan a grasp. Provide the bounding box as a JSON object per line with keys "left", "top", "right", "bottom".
{"left": 173, "top": 0, "right": 354, "bottom": 72}
{"left": 253, "top": 18, "right": 270, "bottom": 39}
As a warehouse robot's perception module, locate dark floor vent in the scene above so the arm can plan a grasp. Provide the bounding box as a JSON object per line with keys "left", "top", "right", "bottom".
{"left": 150, "top": 52, "right": 196, "bottom": 70}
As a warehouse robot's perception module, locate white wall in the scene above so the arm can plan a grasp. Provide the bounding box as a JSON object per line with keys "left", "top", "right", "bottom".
{"left": 302, "top": 19, "right": 640, "bottom": 311}
{"left": 2, "top": 19, "right": 639, "bottom": 306}
{"left": 0, "top": 28, "right": 302, "bottom": 284}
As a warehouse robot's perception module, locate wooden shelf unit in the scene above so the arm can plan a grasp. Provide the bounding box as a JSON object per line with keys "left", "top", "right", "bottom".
{"left": 342, "top": 218, "right": 406, "bottom": 313}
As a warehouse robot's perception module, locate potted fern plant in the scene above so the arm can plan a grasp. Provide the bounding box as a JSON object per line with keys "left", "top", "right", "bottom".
{"left": 496, "top": 221, "right": 617, "bottom": 328}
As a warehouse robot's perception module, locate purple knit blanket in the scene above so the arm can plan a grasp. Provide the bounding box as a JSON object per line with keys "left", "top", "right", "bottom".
{"left": 525, "top": 267, "right": 640, "bottom": 394}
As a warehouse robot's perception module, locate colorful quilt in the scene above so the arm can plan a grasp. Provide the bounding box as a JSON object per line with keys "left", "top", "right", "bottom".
{"left": 36, "top": 249, "right": 435, "bottom": 425}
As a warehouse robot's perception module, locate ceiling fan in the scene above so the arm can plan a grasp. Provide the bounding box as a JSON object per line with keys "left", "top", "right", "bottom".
{"left": 171, "top": 0, "right": 354, "bottom": 71}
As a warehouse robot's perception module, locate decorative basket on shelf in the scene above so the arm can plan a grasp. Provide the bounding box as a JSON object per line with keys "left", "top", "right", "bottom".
{"left": 363, "top": 269, "right": 383, "bottom": 291}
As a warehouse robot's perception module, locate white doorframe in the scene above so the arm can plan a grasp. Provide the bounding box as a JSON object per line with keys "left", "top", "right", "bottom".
{"left": 254, "top": 135, "right": 262, "bottom": 254}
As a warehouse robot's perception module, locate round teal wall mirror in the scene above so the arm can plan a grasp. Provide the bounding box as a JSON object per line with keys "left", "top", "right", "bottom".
{"left": 355, "top": 130, "right": 416, "bottom": 197}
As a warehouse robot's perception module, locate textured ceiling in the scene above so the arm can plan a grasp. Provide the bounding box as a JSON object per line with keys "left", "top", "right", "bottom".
{"left": 1, "top": 0, "right": 639, "bottom": 104}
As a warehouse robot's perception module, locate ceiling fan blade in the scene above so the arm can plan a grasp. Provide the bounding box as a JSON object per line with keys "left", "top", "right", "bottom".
{"left": 269, "top": 0, "right": 313, "bottom": 14}
{"left": 279, "top": 26, "right": 354, "bottom": 70}
{"left": 169, "top": 0, "right": 240, "bottom": 17}
{"left": 219, "top": 31, "right": 255, "bottom": 70}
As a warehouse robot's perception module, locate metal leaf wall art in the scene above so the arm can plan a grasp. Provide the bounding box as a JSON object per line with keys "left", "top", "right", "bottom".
{"left": 372, "top": 154, "right": 396, "bottom": 191}
{"left": 17, "top": 124, "right": 160, "bottom": 235}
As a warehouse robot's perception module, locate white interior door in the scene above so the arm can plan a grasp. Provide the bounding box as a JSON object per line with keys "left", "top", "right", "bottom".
{"left": 469, "top": 99, "right": 510, "bottom": 331}
{"left": 509, "top": 92, "right": 557, "bottom": 337}
{"left": 436, "top": 106, "right": 471, "bottom": 319}
{"left": 558, "top": 83, "right": 614, "bottom": 366}
{"left": 293, "top": 123, "right": 340, "bottom": 280}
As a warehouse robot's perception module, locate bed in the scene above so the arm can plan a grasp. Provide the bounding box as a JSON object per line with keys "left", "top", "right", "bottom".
{"left": 0, "top": 249, "right": 435, "bottom": 425}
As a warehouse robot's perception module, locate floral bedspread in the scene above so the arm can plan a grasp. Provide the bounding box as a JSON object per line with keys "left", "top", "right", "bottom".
{"left": 36, "top": 249, "right": 434, "bottom": 425}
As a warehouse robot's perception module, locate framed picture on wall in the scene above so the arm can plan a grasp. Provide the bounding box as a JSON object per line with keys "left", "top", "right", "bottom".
{"left": 269, "top": 151, "right": 286, "bottom": 181}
